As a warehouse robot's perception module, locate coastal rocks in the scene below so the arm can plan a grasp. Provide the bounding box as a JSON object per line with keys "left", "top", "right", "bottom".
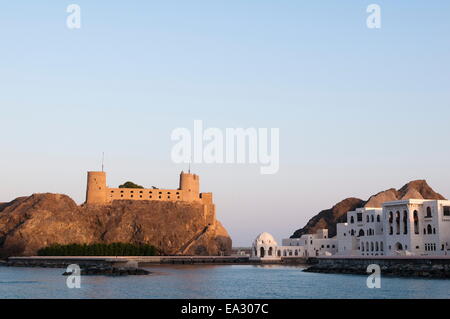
{"left": 304, "top": 258, "right": 450, "bottom": 279}
{"left": 62, "top": 266, "right": 150, "bottom": 276}
{"left": 291, "top": 180, "right": 446, "bottom": 238}
{"left": 0, "top": 193, "right": 232, "bottom": 257}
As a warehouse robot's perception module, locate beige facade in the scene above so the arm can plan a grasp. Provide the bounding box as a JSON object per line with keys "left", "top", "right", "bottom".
{"left": 85, "top": 171, "right": 213, "bottom": 206}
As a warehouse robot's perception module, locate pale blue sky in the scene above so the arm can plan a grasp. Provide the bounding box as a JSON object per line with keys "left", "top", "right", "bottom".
{"left": 0, "top": 1, "right": 449, "bottom": 245}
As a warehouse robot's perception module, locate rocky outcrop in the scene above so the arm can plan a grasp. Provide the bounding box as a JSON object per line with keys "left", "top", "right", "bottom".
{"left": 290, "top": 198, "right": 364, "bottom": 239}
{"left": 291, "top": 180, "right": 446, "bottom": 238}
{"left": 0, "top": 193, "right": 232, "bottom": 257}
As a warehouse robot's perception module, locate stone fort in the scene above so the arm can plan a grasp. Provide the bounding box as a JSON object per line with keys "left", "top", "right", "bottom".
{"left": 85, "top": 171, "right": 213, "bottom": 207}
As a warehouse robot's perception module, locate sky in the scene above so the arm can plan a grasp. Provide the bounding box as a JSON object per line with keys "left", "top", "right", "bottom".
{"left": 0, "top": 1, "right": 449, "bottom": 246}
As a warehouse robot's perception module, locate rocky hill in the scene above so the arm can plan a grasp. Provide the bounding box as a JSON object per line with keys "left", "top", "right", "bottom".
{"left": 0, "top": 193, "right": 232, "bottom": 257}
{"left": 291, "top": 180, "right": 446, "bottom": 238}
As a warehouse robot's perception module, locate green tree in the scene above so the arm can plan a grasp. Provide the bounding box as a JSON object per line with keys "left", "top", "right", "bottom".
{"left": 118, "top": 181, "right": 144, "bottom": 189}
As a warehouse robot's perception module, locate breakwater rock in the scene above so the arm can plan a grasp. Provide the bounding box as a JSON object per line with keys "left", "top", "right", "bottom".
{"left": 62, "top": 266, "right": 150, "bottom": 276}
{"left": 304, "top": 257, "right": 450, "bottom": 278}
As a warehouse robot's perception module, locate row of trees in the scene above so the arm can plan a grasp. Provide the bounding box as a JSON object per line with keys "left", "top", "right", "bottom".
{"left": 37, "top": 243, "right": 157, "bottom": 256}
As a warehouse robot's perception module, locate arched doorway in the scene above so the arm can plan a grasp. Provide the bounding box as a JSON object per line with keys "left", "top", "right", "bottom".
{"left": 260, "top": 247, "right": 265, "bottom": 258}
{"left": 395, "top": 242, "right": 403, "bottom": 251}
{"left": 268, "top": 247, "right": 273, "bottom": 256}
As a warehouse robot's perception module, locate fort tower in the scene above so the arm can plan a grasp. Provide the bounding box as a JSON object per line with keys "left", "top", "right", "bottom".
{"left": 86, "top": 171, "right": 107, "bottom": 205}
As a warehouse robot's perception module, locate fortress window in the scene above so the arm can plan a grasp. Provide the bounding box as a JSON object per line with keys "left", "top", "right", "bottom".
{"left": 131, "top": 191, "right": 134, "bottom": 193}
{"left": 139, "top": 191, "right": 143, "bottom": 194}
{"left": 140, "top": 195, "right": 142, "bottom": 198}
{"left": 149, "top": 191, "right": 152, "bottom": 194}
{"left": 159, "top": 196, "right": 161, "bottom": 199}
{"left": 177, "top": 196, "right": 180, "bottom": 199}
{"left": 159, "top": 192, "right": 162, "bottom": 194}
{"left": 111, "top": 190, "right": 114, "bottom": 193}
{"left": 176, "top": 192, "right": 180, "bottom": 195}
{"left": 168, "top": 192, "right": 171, "bottom": 194}
{"left": 131, "top": 195, "right": 134, "bottom": 198}
{"left": 121, "top": 195, "right": 124, "bottom": 198}
{"left": 149, "top": 196, "right": 152, "bottom": 199}
{"left": 168, "top": 196, "right": 170, "bottom": 199}
{"left": 120, "top": 190, "right": 124, "bottom": 193}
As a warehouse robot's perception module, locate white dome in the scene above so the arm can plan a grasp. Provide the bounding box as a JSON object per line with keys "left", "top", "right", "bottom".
{"left": 253, "top": 232, "right": 277, "bottom": 246}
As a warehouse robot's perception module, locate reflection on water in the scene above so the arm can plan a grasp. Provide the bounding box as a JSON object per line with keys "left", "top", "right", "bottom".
{"left": 0, "top": 265, "right": 448, "bottom": 299}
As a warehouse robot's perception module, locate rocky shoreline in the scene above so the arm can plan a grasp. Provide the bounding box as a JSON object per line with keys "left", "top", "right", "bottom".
{"left": 1, "top": 258, "right": 151, "bottom": 276}
{"left": 62, "top": 265, "right": 150, "bottom": 276}
{"left": 304, "top": 257, "right": 450, "bottom": 279}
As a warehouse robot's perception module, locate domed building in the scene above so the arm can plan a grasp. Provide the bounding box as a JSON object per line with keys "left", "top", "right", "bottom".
{"left": 250, "top": 232, "right": 281, "bottom": 260}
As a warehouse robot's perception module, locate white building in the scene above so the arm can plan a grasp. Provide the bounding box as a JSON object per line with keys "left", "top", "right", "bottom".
{"left": 250, "top": 232, "right": 280, "bottom": 261}
{"left": 250, "top": 229, "right": 338, "bottom": 260}
{"left": 336, "top": 199, "right": 450, "bottom": 257}
{"left": 252, "top": 199, "right": 450, "bottom": 260}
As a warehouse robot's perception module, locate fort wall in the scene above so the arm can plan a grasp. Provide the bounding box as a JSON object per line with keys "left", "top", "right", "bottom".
{"left": 85, "top": 171, "right": 212, "bottom": 207}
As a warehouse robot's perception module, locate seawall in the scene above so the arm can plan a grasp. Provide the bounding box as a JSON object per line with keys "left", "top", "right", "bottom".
{"left": 4, "top": 256, "right": 309, "bottom": 268}
{"left": 304, "top": 256, "right": 450, "bottom": 278}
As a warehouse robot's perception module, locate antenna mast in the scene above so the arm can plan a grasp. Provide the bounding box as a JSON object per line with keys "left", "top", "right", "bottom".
{"left": 102, "top": 152, "right": 105, "bottom": 172}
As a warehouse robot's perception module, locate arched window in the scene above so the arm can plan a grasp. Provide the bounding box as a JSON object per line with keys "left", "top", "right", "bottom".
{"left": 260, "top": 247, "right": 265, "bottom": 258}
{"left": 380, "top": 242, "right": 384, "bottom": 251}
{"left": 358, "top": 229, "right": 365, "bottom": 237}
{"left": 277, "top": 250, "right": 281, "bottom": 257}
{"left": 389, "top": 212, "right": 393, "bottom": 223}
{"left": 389, "top": 226, "right": 393, "bottom": 235}
{"left": 403, "top": 211, "right": 408, "bottom": 234}
{"left": 350, "top": 216, "right": 354, "bottom": 224}
{"left": 351, "top": 229, "right": 355, "bottom": 236}
{"left": 433, "top": 228, "right": 436, "bottom": 234}
{"left": 376, "top": 242, "right": 379, "bottom": 251}
{"left": 377, "top": 215, "right": 381, "bottom": 222}
{"left": 413, "top": 211, "right": 419, "bottom": 234}
{"left": 371, "top": 215, "right": 374, "bottom": 223}
{"left": 427, "top": 224, "right": 433, "bottom": 234}
{"left": 366, "top": 242, "right": 369, "bottom": 251}
{"left": 367, "top": 215, "right": 370, "bottom": 223}
{"left": 294, "top": 250, "right": 298, "bottom": 256}
{"left": 371, "top": 242, "right": 374, "bottom": 251}
{"left": 361, "top": 243, "right": 365, "bottom": 251}
{"left": 268, "top": 247, "right": 273, "bottom": 256}
{"left": 396, "top": 211, "right": 401, "bottom": 234}
{"left": 426, "top": 207, "right": 432, "bottom": 218}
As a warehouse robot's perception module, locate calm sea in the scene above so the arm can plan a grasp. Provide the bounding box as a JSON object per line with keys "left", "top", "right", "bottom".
{"left": 0, "top": 264, "right": 448, "bottom": 299}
